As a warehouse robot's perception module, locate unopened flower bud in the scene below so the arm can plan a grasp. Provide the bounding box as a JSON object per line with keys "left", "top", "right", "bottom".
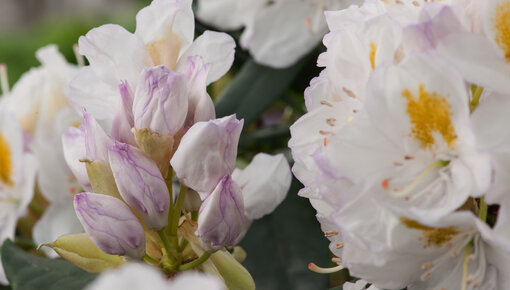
{"left": 108, "top": 142, "right": 170, "bottom": 230}
{"left": 41, "top": 233, "right": 125, "bottom": 273}
{"left": 196, "top": 175, "right": 244, "bottom": 250}
{"left": 74, "top": 193, "right": 145, "bottom": 259}
{"left": 133, "top": 65, "right": 188, "bottom": 136}
{"left": 171, "top": 114, "right": 243, "bottom": 196}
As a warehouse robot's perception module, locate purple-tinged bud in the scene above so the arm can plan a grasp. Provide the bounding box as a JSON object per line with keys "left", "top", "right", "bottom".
{"left": 196, "top": 175, "right": 244, "bottom": 251}
{"left": 133, "top": 66, "right": 188, "bottom": 136}
{"left": 182, "top": 56, "right": 215, "bottom": 127}
{"left": 74, "top": 193, "right": 145, "bottom": 258}
{"left": 62, "top": 126, "right": 91, "bottom": 191}
{"left": 83, "top": 109, "right": 113, "bottom": 162}
{"left": 111, "top": 81, "right": 136, "bottom": 146}
{"left": 108, "top": 142, "right": 170, "bottom": 230}
{"left": 170, "top": 114, "right": 243, "bottom": 197}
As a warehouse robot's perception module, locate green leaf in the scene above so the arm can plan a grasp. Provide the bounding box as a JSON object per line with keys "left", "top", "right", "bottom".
{"left": 1, "top": 240, "right": 96, "bottom": 290}
{"left": 214, "top": 58, "right": 307, "bottom": 126}
{"left": 239, "top": 178, "right": 331, "bottom": 290}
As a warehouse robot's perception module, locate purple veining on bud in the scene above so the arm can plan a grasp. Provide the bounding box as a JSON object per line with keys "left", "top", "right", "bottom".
{"left": 111, "top": 81, "right": 136, "bottom": 146}
{"left": 183, "top": 56, "right": 215, "bottom": 127}
{"left": 62, "top": 126, "right": 92, "bottom": 191}
{"left": 133, "top": 65, "right": 188, "bottom": 136}
{"left": 73, "top": 192, "right": 145, "bottom": 258}
{"left": 108, "top": 141, "right": 170, "bottom": 230}
{"left": 196, "top": 175, "right": 245, "bottom": 250}
{"left": 83, "top": 109, "right": 113, "bottom": 162}
{"left": 170, "top": 114, "right": 244, "bottom": 197}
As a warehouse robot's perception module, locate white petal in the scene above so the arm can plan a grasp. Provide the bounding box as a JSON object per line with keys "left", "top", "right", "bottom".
{"left": 78, "top": 24, "right": 151, "bottom": 89}
{"left": 135, "top": 0, "right": 194, "bottom": 64}
{"left": 240, "top": 1, "right": 326, "bottom": 68}
{"left": 196, "top": 0, "right": 244, "bottom": 30}
{"left": 69, "top": 67, "right": 120, "bottom": 120}
{"left": 232, "top": 153, "right": 291, "bottom": 220}
{"left": 437, "top": 32, "right": 510, "bottom": 93}
{"left": 177, "top": 31, "right": 236, "bottom": 84}
{"left": 33, "top": 200, "right": 83, "bottom": 258}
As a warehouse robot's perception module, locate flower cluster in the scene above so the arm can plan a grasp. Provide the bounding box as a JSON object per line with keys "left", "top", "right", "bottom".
{"left": 48, "top": 0, "right": 291, "bottom": 288}
{"left": 290, "top": 0, "right": 510, "bottom": 288}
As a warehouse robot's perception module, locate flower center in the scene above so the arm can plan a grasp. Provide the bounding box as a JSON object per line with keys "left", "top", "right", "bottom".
{"left": 146, "top": 28, "right": 182, "bottom": 70}
{"left": 369, "top": 42, "right": 377, "bottom": 70}
{"left": 402, "top": 84, "right": 457, "bottom": 149}
{"left": 494, "top": 2, "right": 510, "bottom": 61}
{"left": 400, "top": 217, "right": 459, "bottom": 248}
{"left": 0, "top": 133, "right": 13, "bottom": 186}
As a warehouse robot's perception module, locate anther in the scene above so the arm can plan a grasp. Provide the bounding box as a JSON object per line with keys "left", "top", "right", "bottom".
{"left": 404, "top": 155, "right": 414, "bottom": 160}
{"left": 319, "top": 130, "right": 334, "bottom": 136}
{"left": 420, "top": 272, "right": 431, "bottom": 281}
{"left": 342, "top": 87, "right": 356, "bottom": 98}
{"left": 331, "top": 257, "right": 342, "bottom": 264}
{"left": 421, "top": 262, "right": 433, "bottom": 270}
{"left": 335, "top": 242, "right": 344, "bottom": 249}
{"left": 326, "top": 118, "right": 336, "bottom": 126}
{"left": 324, "top": 230, "right": 338, "bottom": 237}
{"left": 320, "top": 100, "right": 333, "bottom": 107}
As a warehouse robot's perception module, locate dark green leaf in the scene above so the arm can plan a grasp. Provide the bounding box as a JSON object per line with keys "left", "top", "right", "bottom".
{"left": 1, "top": 240, "right": 96, "bottom": 290}
{"left": 240, "top": 178, "right": 330, "bottom": 290}
{"left": 215, "top": 58, "right": 307, "bottom": 126}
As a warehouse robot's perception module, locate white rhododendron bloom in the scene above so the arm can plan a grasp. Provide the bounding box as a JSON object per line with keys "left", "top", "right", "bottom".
{"left": 1, "top": 45, "right": 83, "bottom": 258}
{"left": 0, "top": 106, "right": 37, "bottom": 284}
{"left": 85, "top": 263, "right": 225, "bottom": 290}
{"left": 290, "top": 0, "right": 510, "bottom": 288}
{"left": 70, "top": 0, "right": 235, "bottom": 121}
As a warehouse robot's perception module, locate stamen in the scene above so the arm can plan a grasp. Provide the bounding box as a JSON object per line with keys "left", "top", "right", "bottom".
{"left": 326, "top": 118, "right": 336, "bottom": 127}
{"left": 0, "top": 64, "right": 9, "bottom": 94}
{"left": 324, "top": 230, "right": 338, "bottom": 237}
{"left": 383, "top": 160, "right": 449, "bottom": 198}
{"left": 420, "top": 272, "right": 431, "bottom": 281}
{"left": 323, "top": 137, "right": 330, "bottom": 147}
{"left": 73, "top": 44, "right": 85, "bottom": 67}
{"left": 335, "top": 242, "right": 344, "bottom": 249}
{"left": 331, "top": 257, "right": 342, "bottom": 264}
{"left": 308, "top": 262, "right": 344, "bottom": 274}
{"left": 461, "top": 243, "right": 473, "bottom": 290}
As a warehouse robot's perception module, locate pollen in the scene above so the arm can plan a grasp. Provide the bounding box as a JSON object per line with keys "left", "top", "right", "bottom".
{"left": 401, "top": 217, "right": 459, "bottom": 248}
{"left": 494, "top": 1, "right": 510, "bottom": 60}
{"left": 369, "top": 42, "right": 377, "bottom": 70}
{"left": 402, "top": 84, "right": 457, "bottom": 149}
{"left": 0, "top": 133, "right": 13, "bottom": 186}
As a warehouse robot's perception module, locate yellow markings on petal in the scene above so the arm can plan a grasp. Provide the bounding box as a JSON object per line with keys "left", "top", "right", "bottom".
{"left": 0, "top": 133, "right": 13, "bottom": 186}
{"left": 400, "top": 217, "right": 459, "bottom": 248}
{"left": 402, "top": 84, "right": 457, "bottom": 149}
{"left": 494, "top": 1, "right": 510, "bottom": 61}
{"left": 146, "top": 28, "right": 182, "bottom": 70}
{"left": 369, "top": 42, "right": 377, "bottom": 70}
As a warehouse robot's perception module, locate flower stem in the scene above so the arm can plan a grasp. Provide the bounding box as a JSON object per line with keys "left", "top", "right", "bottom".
{"left": 478, "top": 197, "right": 488, "bottom": 222}
{"left": 166, "top": 168, "right": 173, "bottom": 208}
{"left": 177, "top": 252, "right": 211, "bottom": 271}
{"left": 170, "top": 185, "right": 187, "bottom": 236}
{"left": 143, "top": 254, "right": 159, "bottom": 265}
{"left": 157, "top": 229, "right": 176, "bottom": 264}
